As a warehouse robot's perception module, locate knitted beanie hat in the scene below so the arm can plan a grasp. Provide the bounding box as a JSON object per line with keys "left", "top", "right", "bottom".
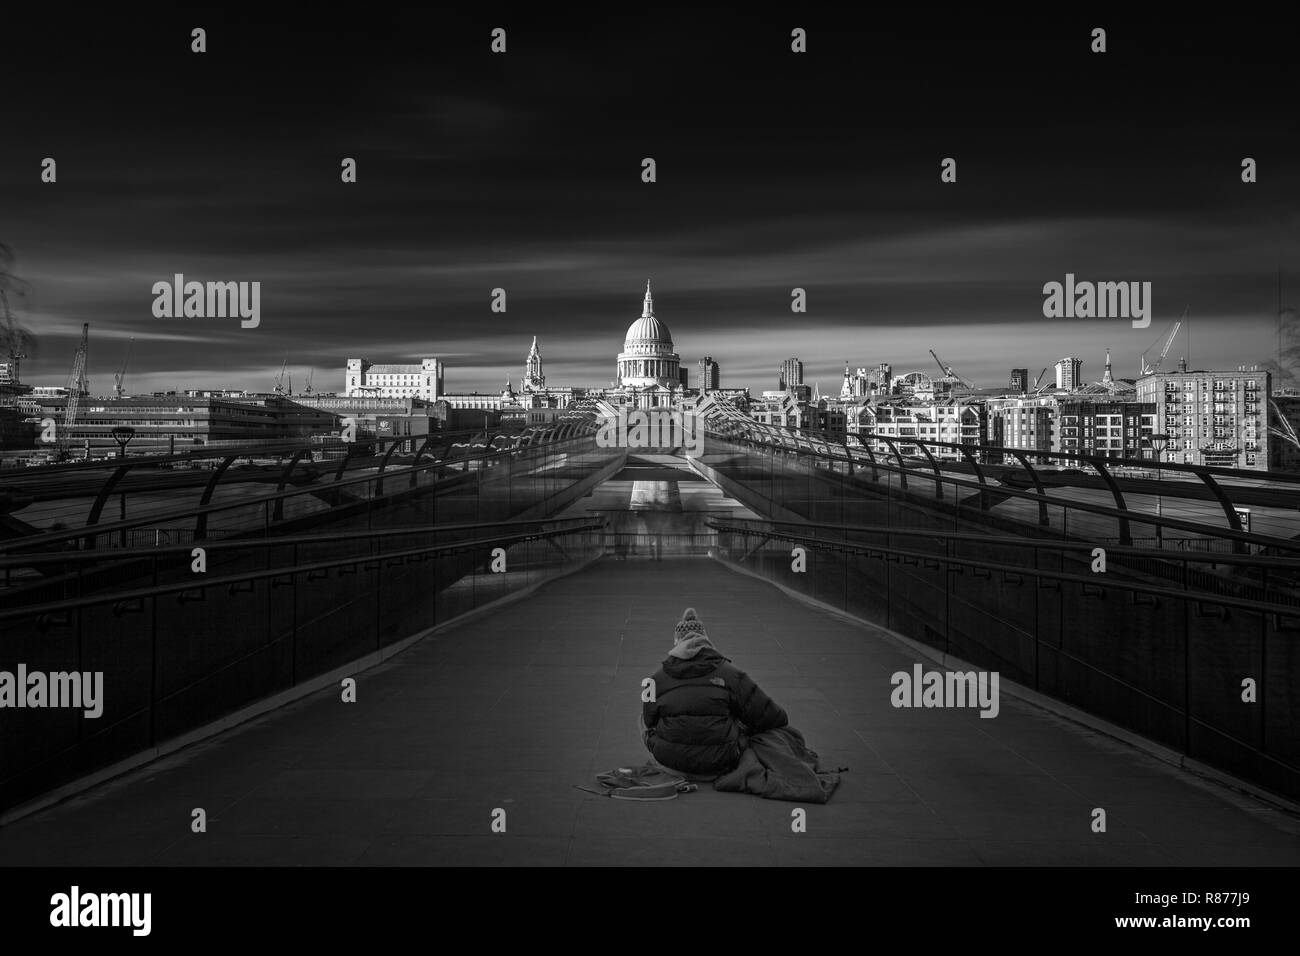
{"left": 674, "top": 607, "right": 708, "bottom": 643}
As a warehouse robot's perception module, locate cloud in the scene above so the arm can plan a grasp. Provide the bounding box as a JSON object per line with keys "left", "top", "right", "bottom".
{"left": 3, "top": 11, "right": 1295, "bottom": 397}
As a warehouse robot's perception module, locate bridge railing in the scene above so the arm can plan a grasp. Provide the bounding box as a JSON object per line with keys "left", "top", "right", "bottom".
{"left": 708, "top": 515, "right": 1300, "bottom": 801}
{"left": 696, "top": 426, "right": 1300, "bottom": 558}
{"left": 0, "top": 516, "right": 605, "bottom": 817}
{"left": 0, "top": 421, "right": 608, "bottom": 559}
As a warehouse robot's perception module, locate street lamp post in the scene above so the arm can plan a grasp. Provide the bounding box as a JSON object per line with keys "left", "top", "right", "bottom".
{"left": 1149, "top": 432, "right": 1169, "bottom": 549}
{"left": 111, "top": 426, "right": 135, "bottom": 548}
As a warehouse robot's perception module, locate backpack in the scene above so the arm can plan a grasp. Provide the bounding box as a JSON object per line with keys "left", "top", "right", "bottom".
{"left": 578, "top": 764, "right": 699, "bottom": 801}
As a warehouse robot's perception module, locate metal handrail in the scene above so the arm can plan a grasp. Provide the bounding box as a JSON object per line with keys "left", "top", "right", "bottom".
{"left": 705, "top": 518, "right": 1300, "bottom": 570}
{"left": 707, "top": 520, "right": 1300, "bottom": 620}
{"left": 0, "top": 520, "right": 606, "bottom": 624}
{"left": 702, "top": 432, "right": 1298, "bottom": 553}
{"left": 0, "top": 429, "right": 605, "bottom": 555}
{"left": 853, "top": 431, "right": 1300, "bottom": 486}
{"left": 0, "top": 424, "right": 599, "bottom": 483}
{"left": 0, "top": 517, "right": 602, "bottom": 570}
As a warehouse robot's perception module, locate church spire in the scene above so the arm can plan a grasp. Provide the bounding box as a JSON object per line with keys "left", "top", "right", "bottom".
{"left": 524, "top": 333, "right": 544, "bottom": 390}
{"left": 642, "top": 279, "right": 654, "bottom": 318}
{"left": 1103, "top": 348, "right": 1113, "bottom": 384}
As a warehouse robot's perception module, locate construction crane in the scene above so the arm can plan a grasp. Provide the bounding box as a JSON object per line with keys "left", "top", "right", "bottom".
{"left": 113, "top": 337, "right": 134, "bottom": 398}
{"left": 273, "top": 355, "right": 289, "bottom": 395}
{"left": 1269, "top": 399, "right": 1300, "bottom": 452}
{"left": 0, "top": 295, "right": 25, "bottom": 384}
{"left": 304, "top": 368, "right": 314, "bottom": 395}
{"left": 1140, "top": 310, "right": 1185, "bottom": 376}
{"left": 57, "top": 323, "right": 89, "bottom": 459}
{"left": 1031, "top": 367, "right": 1049, "bottom": 392}
{"left": 0, "top": 244, "right": 31, "bottom": 384}
{"left": 929, "top": 349, "right": 974, "bottom": 389}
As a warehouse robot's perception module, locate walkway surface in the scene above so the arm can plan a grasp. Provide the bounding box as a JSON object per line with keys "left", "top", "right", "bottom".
{"left": 2, "top": 557, "right": 1298, "bottom": 866}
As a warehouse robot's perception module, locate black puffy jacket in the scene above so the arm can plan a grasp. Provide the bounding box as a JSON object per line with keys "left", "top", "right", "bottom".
{"left": 642, "top": 646, "right": 788, "bottom": 776}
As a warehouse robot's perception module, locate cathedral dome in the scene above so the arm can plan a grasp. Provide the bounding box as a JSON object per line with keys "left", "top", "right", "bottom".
{"left": 622, "top": 281, "right": 673, "bottom": 349}
{"left": 624, "top": 314, "right": 673, "bottom": 348}
{"left": 616, "top": 281, "right": 682, "bottom": 392}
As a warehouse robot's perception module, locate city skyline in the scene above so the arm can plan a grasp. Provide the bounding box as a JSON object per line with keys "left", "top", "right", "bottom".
{"left": 3, "top": 279, "right": 1285, "bottom": 398}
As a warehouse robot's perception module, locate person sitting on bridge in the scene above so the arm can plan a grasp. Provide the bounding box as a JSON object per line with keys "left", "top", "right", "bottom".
{"left": 640, "top": 608, "right": 788, "bottom": 779}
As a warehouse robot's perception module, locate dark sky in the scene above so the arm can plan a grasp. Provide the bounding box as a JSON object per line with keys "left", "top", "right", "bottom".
{"left": 3, "top": 11, "right": 1297, "bottom": 395}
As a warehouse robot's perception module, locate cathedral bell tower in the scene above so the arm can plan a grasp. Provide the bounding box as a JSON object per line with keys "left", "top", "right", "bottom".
{"left": 524, "top": 336, "right": 545, "bottom": 391}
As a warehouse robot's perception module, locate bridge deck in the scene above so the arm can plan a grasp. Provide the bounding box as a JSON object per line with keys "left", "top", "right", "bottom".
{"left": 2, "top": 557, "right": 1297, "bottom": 866}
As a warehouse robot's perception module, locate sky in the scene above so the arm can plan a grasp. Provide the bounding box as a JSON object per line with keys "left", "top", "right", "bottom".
{"left": 2, "top": 11, "right": 1297, "bottom": 396}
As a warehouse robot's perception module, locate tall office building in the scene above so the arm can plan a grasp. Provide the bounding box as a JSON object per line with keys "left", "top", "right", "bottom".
{"left": 779, "top": 357, "right": 804, "bottom": 392}
{"left": 698, "top": 356, "right": 719, "bottom": 391}
{"left": 1055, "top": 357, "right": 1083, "bottom": 391}
{"left": 1009, "top": 368, "right": 1029, "bottom": 393}
{"left": 1135, "top": 367, "right": 1270, "bottom": 469}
